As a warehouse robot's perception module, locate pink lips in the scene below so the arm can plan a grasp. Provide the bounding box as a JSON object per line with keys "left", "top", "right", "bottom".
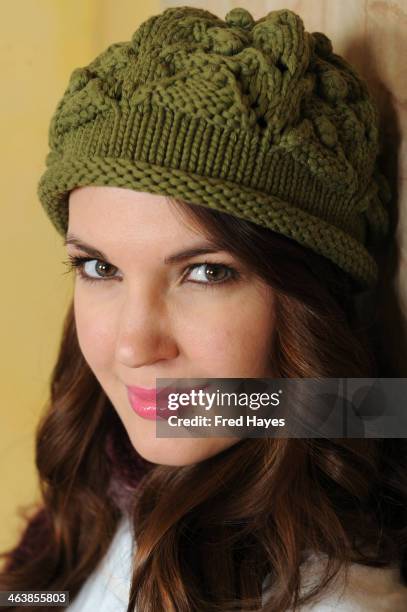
{"left": 128, "top": 385, "right": 161, "bottom": 402}
{"left": 126, "top": 386, "right": 163, "bottom": 420}
{"left": 126, "top": 383, "right": 209, "bottom": 421}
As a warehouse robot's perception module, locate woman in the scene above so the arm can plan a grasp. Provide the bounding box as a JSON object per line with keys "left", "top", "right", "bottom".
{"left": 1, "top": 5, "right": 406, "bottom": 611}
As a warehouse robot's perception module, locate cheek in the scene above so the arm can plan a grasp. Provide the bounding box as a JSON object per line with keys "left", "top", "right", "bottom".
{"left": 180, "top": 290, "right": 275, "bottom": 372}
{"left": 73, "top": 291, "right": 115, "bottom": 371}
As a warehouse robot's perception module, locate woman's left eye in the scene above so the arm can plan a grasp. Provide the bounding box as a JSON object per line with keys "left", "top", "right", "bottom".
{"left": 184, "top": 263, "right": 238, "bottom": 287}
{"left": 62, "top": 256, "right": 239, "bottom": 288}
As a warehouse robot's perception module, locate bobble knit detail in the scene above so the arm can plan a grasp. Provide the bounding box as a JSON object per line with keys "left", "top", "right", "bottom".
{"left": 37, "top": 6, "right": 391, "bottom": 289}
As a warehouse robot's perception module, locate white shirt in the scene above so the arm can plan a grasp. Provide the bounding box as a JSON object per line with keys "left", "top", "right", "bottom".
{"left": 67, "top": 514, "right": 407, "bottom": 611}
{"left": 67, "top": 516, "right": 134, "bottom": 611}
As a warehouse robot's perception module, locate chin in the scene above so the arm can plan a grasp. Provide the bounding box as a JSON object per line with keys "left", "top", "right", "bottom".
{"left": 128, "top": 433, "right": 239, "bottom": 467}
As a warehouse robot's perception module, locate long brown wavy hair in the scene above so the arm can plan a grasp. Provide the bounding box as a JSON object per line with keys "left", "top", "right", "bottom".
{"left": 1, "top": 197, "right": 406, "bottom": 611}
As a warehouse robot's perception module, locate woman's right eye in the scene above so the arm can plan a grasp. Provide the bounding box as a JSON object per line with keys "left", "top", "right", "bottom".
{"left": 62, "top": 255, "right": 119, "bottom": 284}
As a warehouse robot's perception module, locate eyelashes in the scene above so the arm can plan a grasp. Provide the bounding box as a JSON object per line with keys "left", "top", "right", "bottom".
{"left": 62, "top": 254, "right": 240, "bottom": 289}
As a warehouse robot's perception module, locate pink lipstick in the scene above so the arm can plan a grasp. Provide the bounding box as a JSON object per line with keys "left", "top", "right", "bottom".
{"left": 126, "top": 383, "right": 210, "bottom": 421}
{"left": 126, "top": 386, "right": 162, "bottom": 420}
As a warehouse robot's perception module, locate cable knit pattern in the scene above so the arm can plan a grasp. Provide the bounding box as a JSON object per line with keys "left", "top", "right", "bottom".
{"left": 37, "top": 6, "right": 391, "bottom": 288}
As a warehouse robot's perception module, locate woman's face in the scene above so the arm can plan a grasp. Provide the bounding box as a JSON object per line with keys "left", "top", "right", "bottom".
{"left": 67, "top": 186, "right": 276, "bottom": 466}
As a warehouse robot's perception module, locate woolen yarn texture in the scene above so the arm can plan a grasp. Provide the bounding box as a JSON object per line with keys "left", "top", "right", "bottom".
{"left": 37, "top": 6, "right": 391, "bottom": 289}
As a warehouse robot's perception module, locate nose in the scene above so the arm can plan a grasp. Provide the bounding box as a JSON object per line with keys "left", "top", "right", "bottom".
{"left": 114, "top": 287, "right": 179, "bottom": 368}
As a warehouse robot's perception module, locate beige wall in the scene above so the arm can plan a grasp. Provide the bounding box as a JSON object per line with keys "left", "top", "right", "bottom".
{"left": 1, "top": 0, "right": 405, "bottom": 551}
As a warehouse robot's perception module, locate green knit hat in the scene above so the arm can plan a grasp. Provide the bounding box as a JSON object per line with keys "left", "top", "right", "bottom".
{"left": 37, "top": 6, "right": 391, "bottom": 290}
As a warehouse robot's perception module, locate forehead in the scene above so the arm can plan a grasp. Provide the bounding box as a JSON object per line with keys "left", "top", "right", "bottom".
{"left": 68, "top": 185, "right": 203, "bottom": 244}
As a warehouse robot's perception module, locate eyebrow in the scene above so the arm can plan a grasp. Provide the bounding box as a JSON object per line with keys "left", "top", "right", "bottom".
{"left": 64, "top": 234, "right": 224, "bottom": 264}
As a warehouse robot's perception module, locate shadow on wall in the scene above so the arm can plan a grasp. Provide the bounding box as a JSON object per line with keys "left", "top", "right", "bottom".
{"left": 345, "top": 34, "right": 405, "bottom": 376}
